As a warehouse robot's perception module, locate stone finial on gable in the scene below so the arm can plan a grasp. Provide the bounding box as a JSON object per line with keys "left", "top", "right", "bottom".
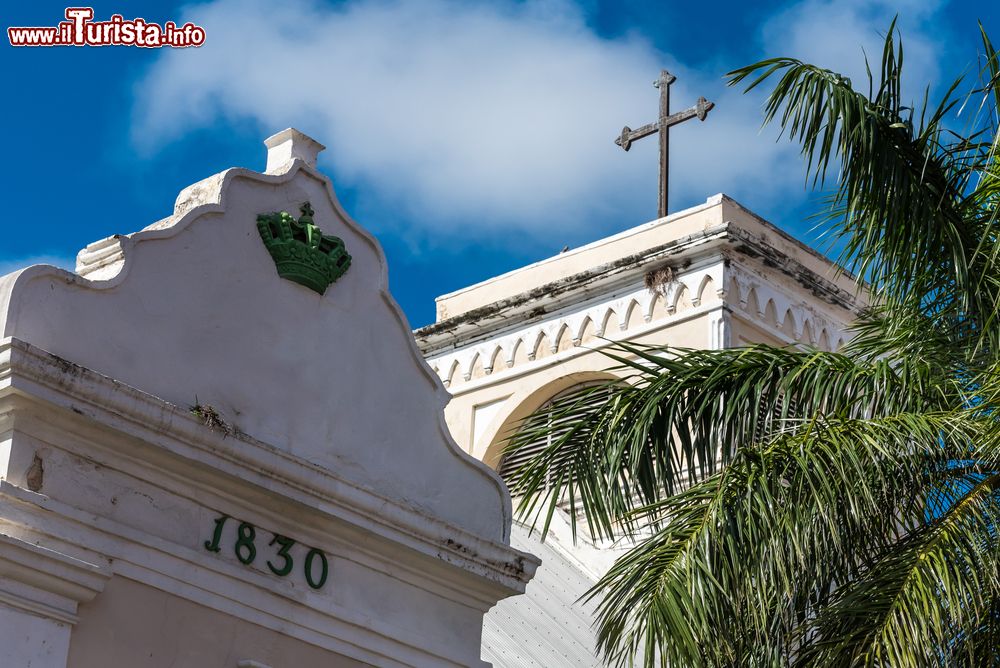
{"left": 264, "top": 128, "right": 325, "bottom": 173}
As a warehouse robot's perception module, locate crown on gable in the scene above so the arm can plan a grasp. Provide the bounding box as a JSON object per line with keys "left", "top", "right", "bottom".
{"left": 256, "top": 202, "right": 352, "bottom": 295}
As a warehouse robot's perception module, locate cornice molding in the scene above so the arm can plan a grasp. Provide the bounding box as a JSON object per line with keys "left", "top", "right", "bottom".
{"left": 0, "top": 529, "right": 109, "bottom": 625}
{"left": 0, "top": 337, "right": 538, "bottom": 598}
{"left": 416, "top": 220, "right": 863, "bottom": 354}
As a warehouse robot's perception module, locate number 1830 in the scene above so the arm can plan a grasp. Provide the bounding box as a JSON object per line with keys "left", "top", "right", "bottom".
{"left": 203, "top": 515, "right": 328, "bottom": 589}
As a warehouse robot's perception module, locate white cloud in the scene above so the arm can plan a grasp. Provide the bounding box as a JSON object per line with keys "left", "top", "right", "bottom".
{"left": 761, "top": 0, "right": 946, "bottom": 102}
{"left": 132, "top": 0, "right": 947, "bottom": 244}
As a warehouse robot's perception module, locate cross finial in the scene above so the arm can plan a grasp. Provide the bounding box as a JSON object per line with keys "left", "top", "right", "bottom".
{"left": 654, "top": 70, "right": 676, "bottom": 89}
{"left": 614, "top": 70, "right": 714, "bottom": 218}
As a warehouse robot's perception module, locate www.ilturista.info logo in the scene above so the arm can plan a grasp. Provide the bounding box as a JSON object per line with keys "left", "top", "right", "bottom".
{"left": 8, "top": 7, "right": 206, "bottom": 48}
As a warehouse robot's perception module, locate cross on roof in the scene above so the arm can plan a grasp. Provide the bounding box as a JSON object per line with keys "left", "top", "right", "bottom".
{"left": 615, "top": 70, "right": 715, "bottom": 218}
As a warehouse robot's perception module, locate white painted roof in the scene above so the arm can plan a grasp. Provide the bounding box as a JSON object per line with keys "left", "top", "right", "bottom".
{"left": 482, "top": 522, "right": 601, "bottom": 667}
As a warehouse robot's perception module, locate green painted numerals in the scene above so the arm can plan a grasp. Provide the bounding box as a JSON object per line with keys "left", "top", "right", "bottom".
{"left": 304, "top": 548, "right": 328, "bottom": 590}
{"left": 267, "top": 535, "right": 295, "bottom": 576}
{"left": 235, "top": 522, "right": 256, "bottom": 564}
{"left": 203, "top": 515, "right": 328, "bottom": 589}
{"left": 203, "top": 515, "right": 228, "bottom": 552}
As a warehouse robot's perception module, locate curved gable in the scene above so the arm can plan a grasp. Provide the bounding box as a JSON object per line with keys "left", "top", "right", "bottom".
{"left": 0, "top": 133, "right": 510, "bottom": 543}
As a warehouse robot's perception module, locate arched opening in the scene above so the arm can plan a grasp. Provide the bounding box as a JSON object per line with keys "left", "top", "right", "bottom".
{"left": 763, "top": 299, "right": 779, "bottom": 327}
{"left": 444, "top": 359, "right": 460, "bottom": 387}
{"left": 673, "top": 285, "right": 692, "bottom": 313}
{"left": 780, "top": 309, "right": 797, "bottom": 340}
{"left": 697, "top": 275, "right": 716, "bottom": 306}
{"left": 818, "top": 329, "right": 831, "bottom": 351}
{"left": 649, "top": 293, "right": 670, "bottom": 321}
{"left": 600, "top": 308, "right": 618, "bottom": 335}
{"left": 555, "top": 324, "right": 574, "bottom": 352}
{"left": 624, "top": 299, "right": 643, "bottom": 330}
{"left": 486, "top": 345, "right": 503, "bottom": 373}
{"left": 469, "top": 352, "right": 488, "bottom": 380}
{"left": 511, "top": 338, "right": 530, "bottom": 367}
{"left": 745, "top": 287, "right": 761, "bottom": 317}
{"left": 533, "top": 332, "right": 553, "bottom": 360}
{"left": 578, "top": 317, "right": 598, "bottom": 345}
{"left": 800, "top": 320, "right": 814, "bottom": 346}
{"left": 727, "top": 276, "right": 742, "bottom": 304}
{"left": 480, "top": 371, "right": 620, "bottom": 470}
{"left": 497, "top": 382, "right": 619, "bottom": 489}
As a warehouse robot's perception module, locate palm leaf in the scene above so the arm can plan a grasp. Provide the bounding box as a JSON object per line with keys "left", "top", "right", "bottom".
{"left": 504, "top": 21, "right": 1000, "bottom": 667}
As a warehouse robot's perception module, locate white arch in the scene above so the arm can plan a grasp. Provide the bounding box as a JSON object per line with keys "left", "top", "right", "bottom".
{"left": 696, "top": 274, "right": 717, "bottom": 306}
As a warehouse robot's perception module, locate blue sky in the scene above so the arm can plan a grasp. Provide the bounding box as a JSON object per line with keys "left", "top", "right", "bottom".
{"left": 2, "top": 0, "right": 998, "bottom": 327}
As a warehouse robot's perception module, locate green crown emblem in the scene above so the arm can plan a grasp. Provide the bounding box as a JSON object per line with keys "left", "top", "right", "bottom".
{"left": 256, "top": 202, "right": 352, "bottom": 295}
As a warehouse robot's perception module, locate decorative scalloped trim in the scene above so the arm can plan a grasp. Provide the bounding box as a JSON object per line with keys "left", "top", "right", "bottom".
{"left": 0, "top": 158, "right": 515, "bottom": 543}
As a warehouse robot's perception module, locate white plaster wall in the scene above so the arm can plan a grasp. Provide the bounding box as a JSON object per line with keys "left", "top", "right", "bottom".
{"left": 429, "top": 260, "right": 725, "bottom": 395}
{"left": 0, "top": 163, "right": 507, "bottom": 543}
{"left": 0, "top": 136, "right": 536, "bottom": 668}
{"left": 429, "top": 250, "right": 856, "bottom": 463}
{"left": 0, "top": 384, "right": 511, "bottom": 668}
{"left": 67, "top": 576, "right": 371, "bottom": 668}
{"left": 0, "top": 601, "right": 72, "bottom": 668}
{"left": 450, "top": 313, "right": 715, "bottom": 463}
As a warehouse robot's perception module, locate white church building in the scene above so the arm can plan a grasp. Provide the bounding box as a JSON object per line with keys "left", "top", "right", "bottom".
{"left": 417, "top": 182, "right": 864, "bottom": 666}
{"left": 0, "top": 130, "right": 538, "bottom": 668}
{"left": 0, "top": 129, "right": 863, "bottom": 667}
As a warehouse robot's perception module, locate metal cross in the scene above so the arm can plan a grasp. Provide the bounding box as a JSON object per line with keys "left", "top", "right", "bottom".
{"left": 615, "top": 70, "right": 715, "bottom": 218}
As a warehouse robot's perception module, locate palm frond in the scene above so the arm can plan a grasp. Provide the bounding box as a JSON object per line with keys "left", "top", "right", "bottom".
{"left": 728, "top": 24, "right": 1000, "bottom": 352}
{"left": 505, "top": 20, "right": 1000, "bottom": 667}
{"left": 798, "top": 472, "right": 1000, "bottom": 667}
{"left": 587, "top": 412, "right": 996, "bottom": 667}
{"left": 505, "top": 341, "right": 954, "bottom": 541}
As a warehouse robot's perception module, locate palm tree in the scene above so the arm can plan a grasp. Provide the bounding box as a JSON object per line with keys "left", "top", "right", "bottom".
{"left": 504, "top": 22, "right": 1000, "bottom": 667}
